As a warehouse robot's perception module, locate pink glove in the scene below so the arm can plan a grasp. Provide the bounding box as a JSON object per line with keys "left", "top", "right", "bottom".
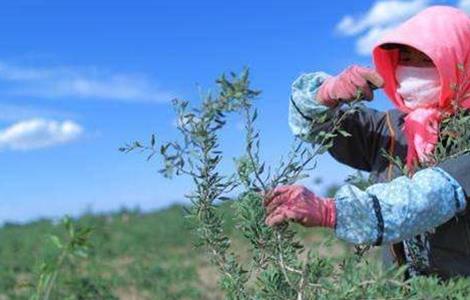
{"left": 263, "top": 185, "right": 336, "bottom": 228}
{"left": 316, "top": 65, "right": 384, "bottom": 107}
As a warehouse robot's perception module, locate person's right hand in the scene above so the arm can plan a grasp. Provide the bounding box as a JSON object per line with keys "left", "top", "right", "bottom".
{"left": 316, "top": 65, "right": 384, "bottom": 107}
{"left": 263, "top": 185, "right": 336, "bottom": 228}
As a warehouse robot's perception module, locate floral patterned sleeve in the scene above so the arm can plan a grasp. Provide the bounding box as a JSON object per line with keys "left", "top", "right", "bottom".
{"left": 288, "top": 72, "right": 332, "bottom": 143}
{"left": 288, "top": 72, "right": 393, "bottom": 172}
{"left": 334, "top": 167, "right": 467, "bottom": 245}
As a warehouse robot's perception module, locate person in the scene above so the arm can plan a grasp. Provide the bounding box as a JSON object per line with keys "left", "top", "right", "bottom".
{"left": 263, "top": 6, "right": 470, "bottom": 279}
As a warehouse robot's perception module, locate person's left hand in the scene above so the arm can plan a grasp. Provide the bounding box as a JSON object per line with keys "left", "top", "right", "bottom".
{"left": 263, "top": 185, "right": 336, "bottom": 228}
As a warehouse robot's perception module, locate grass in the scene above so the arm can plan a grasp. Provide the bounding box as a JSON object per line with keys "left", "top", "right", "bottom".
{"left": 0, "top": 202, "right": 378, "bottom": 299}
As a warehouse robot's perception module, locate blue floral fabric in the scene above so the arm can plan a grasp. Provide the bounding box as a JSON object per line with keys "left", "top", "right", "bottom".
{"left": 335, "top": 167, "right": 466, "bottom": 245}
{"left": 289, "top": 72, "right": 467, "bottom": 245}
{"left": 289, "top": 72, "right": 331, "bottom": 142}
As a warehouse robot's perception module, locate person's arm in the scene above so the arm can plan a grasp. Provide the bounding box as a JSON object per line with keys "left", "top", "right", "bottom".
{"left": 335, "top": 164, "right": 467, "bottom": 245}
{"left": 289, "top": 69, "right": 388, "bottom": 172}
{"left": 288, "top": 71, "right": 332, "bottom": 142}
{"left": 264, "top": 154, "right": 470, "bottom": 246}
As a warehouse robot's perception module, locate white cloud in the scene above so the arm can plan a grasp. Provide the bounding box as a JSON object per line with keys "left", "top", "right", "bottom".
{"left": 336, "top": 0, "right": 431, "bottom": 55}
{"left": 458, "top": 0, "right": 470, "bottom": 12}
{"left": 355, "top": 26, "right": 395, "bottom": 56}
{"left": 0, "top": 119, "right": 83, "bottom": 151}
{"left": 0, "top": 62, "right": 175, "bottom": 103}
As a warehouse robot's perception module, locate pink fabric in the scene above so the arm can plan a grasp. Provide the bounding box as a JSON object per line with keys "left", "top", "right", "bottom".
{"left": 404, "top": 108, "right": 441, "bottom": 166}
{"left": 317, "top": 65, "right": 384, "bottom": 106}
{"left": 263, "top": 185, "right": 336, "bottom": 228}
{"left": 372, "top": 6, "right": 470, "bottom": 169}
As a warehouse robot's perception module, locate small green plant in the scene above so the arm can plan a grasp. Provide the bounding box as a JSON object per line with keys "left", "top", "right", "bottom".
{"left": 30, "top": 216, "right": 93, "bottom": 300}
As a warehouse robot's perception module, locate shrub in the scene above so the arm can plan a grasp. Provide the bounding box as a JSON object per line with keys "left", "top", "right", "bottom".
{"left": 123, "top": 69, "right": 470, "bottom": 299}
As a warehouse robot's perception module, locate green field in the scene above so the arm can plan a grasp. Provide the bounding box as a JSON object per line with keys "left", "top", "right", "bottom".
{"left": 0, "top": 202, "right": 369, "bottom": 299}
{"left": 4, "top": 200, "right": 470, "bottom": 300}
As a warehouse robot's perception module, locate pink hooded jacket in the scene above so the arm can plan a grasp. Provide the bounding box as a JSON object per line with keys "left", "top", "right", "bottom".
{"left": 373, "top": 6, "right": 470, "bottom": 169}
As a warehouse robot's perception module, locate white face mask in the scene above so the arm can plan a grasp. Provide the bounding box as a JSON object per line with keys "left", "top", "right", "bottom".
{"left": 395, "top": 65, "right": 441, "bottom": 109}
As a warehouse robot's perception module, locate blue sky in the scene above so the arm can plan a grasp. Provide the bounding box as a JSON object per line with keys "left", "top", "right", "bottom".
{"left": 0, "top": 0, "right": 464, "bottom": 223}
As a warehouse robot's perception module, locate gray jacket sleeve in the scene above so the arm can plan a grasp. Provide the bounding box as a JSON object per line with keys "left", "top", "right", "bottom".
{"left": 438, "top": 153, "right": 470, "bottom": 198}
{"left": 289, "top": 72, "right": 392, "bottom": 172}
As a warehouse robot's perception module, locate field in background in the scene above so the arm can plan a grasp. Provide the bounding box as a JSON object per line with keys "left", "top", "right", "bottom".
{"left": 0, "top": 202, "right": 381, "bottom": 299}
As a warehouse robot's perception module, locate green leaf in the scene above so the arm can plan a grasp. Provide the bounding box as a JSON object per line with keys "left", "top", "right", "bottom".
{"left": 338, "top": 129, "right": 351, "bottom": 137}
{"left": 49, "top": 235, "right": 63, "bottom": 249}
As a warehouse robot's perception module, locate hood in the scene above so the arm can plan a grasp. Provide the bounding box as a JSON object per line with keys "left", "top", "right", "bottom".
{"left": 373, "top": 6, "right": 470, "bottom": 113}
